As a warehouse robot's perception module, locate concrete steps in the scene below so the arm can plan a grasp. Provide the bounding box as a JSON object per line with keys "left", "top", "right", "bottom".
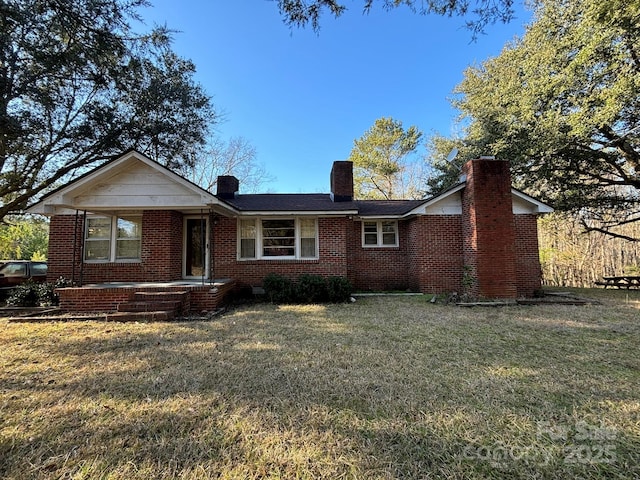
{"left": 114, "top": 291, "right": 189, "bottom": 321}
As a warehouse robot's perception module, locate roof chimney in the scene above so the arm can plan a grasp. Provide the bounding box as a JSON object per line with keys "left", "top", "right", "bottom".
{"left": 330, "top": 161, "right": 353, "bottom": 202}
{"left": 216, "top": 175, "right": 239, "bottom": 199}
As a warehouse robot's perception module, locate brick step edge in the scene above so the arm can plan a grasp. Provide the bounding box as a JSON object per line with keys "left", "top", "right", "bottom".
{"left": 117, "top": 300, "right": 182, "bottom": 313}
{"left": 132, "top": 291, "right": 189, "bottom": 301}
{"left": 106, "top": 311, "right": 176, "bottom": 322}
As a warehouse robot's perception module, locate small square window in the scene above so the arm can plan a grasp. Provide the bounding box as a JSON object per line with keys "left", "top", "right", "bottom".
{"left": 362, "top": 220, "right": 398, "bottom": 247}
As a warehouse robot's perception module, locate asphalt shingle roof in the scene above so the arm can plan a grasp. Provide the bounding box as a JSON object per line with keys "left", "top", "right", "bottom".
{"left": 224, "top": 194, "right": 356, "bottom": 212}
{"left": 356, "top": 200, "right": 425, "bottom": 216}
{"left": 224, "top": 194, "right": 426, "bottom": 216}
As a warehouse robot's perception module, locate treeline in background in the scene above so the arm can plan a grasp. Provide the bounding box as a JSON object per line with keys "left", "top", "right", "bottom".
{"left": 540, "top": 213, "right": 640, "bottom": 287}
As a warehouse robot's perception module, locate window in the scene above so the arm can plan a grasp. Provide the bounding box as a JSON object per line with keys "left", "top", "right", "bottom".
{"left": 116, "top": 216, "right": 142, "bottom": 260}
{"left": 299, "top": 218, "right": 317, "bottom": 258}
{"left": 85, "top": 216, "right": 141, "bottom": 262}
{"left": 240, "top": 219, "right": 256, "bottom": 259}
{"left": 238, "top": 218, "right": 318, "bottom": 260}
{"left": 362, "top": 220, "right": 398, "bottom": 247}
{"left": 262, "top": 219, "right": 295, "bottom": 257}
{"left": 0, "top": 263, "right": 27, "bottom": 276}
{"left": 31, "top": 263, "right": 48, "bottom": 275}
{"left": 85, "top": 217, "right": 111, "bottom": 260}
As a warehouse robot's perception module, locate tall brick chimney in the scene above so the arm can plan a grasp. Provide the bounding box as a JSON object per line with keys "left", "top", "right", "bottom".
{"left": 461, "top": 157, "right": 518, "bottom": 299}
{"left": 216, "top": 175, "right": 239, "bottom": 199}
{"left": 330, "top": 161, "right": 354, "bottom": 202}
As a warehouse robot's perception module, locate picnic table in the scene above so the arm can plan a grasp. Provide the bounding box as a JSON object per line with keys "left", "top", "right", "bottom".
{"left": 595, "top": 275, "right": 640, "bottom": 289}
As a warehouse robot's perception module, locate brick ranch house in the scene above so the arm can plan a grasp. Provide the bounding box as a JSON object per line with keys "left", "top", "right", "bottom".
{"left": 27, "top": 150, "right": 552, "bottom": 313}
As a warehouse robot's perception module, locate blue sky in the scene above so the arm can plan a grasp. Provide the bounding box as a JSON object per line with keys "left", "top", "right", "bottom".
{"left": 143, "top": 1, "right": 531, "bottom": 193}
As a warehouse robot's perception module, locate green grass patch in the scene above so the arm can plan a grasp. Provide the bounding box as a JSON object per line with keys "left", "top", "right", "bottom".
{"left": 1, "top": 290, "right": 639, "bottom": 478}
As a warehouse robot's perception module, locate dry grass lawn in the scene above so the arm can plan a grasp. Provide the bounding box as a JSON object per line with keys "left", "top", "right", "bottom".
{"left": 1, "top": 288, "right": 639, "bottom": 479}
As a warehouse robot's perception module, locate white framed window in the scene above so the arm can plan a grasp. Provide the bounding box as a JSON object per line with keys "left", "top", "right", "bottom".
{"left": 238, "top": 217, "right": 318, "bottom": 260}
{"left": 85, "top": 215, "right": 141, "bottom": 262}
{"left": 362, "top": 220, "right": 398, "bottom": 247}
{"left": 239, "top": 219, "right": 257, "bottom": 259}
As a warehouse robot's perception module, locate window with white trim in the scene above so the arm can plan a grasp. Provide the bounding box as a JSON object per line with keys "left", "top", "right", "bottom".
{"left": 362, "top": 220, "right": 398, "bottom": 247}
{"left": 239, "top": 218, "right": 318, "bottom": 260}
{"left": 85, "top": 215, "right": 141, "bottom": 262}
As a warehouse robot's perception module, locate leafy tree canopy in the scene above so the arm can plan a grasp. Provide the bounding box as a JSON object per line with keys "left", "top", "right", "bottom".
{"left": 0, "top": 215, "right": 48, "bottom": 260}
{"left": 348, "top": 117, "right": 423, "bottom": 199}
{"left": 274, "top": 0, "right": 516, "bottom": 36}
{"left": 426, "top": 0, "right": 640, "bottom": 239}
{"left": 0, "top": 0, "right": 218, "bottom": 220}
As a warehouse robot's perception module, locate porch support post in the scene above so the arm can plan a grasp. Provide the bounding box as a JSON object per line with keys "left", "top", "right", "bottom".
{"left": 79, "top": 210, "right": 86, "bottom": 286}
{"left": 71, "top": 210, "right": 79, "bottom": 284}
{"left": 209, "top": 210, "right": 215, "bottom": 285}
{"left": 200, "top": 209, "right": 206, "bottom": 285}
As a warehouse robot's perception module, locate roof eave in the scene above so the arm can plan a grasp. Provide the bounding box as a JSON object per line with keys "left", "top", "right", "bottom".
{"left": 236, "top": 210, "right": 359, "bottom": 216}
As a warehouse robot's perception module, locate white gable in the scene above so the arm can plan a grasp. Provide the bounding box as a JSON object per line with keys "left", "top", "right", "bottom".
{"left": 511, "top": 190, "right": 554, "bottom": 214}
{"left": 406, "top": 184, "right": 553, "bottom": 216}
{"left": 73, "top": 160, "right": 209, "bottom": 208}
{"left": 27, "top": 151, "right": 227, "bottom": 215}
{"left": 422, "top": 185, "right": 465, "bottom": 215}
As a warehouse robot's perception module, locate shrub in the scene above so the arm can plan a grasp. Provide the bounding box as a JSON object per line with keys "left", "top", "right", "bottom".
{"left": 263, "top": 273, "right": 295, "bottom": 303}
{"left": 327, "top": 276, "right": 352, "bottom": 303}
{"left": 37, "top": 277, "right": 74, "bottom": 306}
{"left": 6, "top": 277, "right": 73, "bottom": 307}
{"left": 295, "top": 274, "right": 328, "bottom": 303}
{"left": 36, "top": 282, "right": 57, "bottom": 306}
{"left": 262, "top": 273, "right": 352, "bottom": 304}
{"left": 6, "top": 280, "right": 39, "bottom": 307}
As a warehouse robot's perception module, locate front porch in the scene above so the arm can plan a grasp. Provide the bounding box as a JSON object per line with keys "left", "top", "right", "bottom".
{"left": 57, "top": 279, "right": 236, "bottom": 319}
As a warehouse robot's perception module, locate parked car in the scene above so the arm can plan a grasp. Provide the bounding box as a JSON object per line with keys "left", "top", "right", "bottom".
{"left": 0, "top": 261, "right": 48, "bottom": 291}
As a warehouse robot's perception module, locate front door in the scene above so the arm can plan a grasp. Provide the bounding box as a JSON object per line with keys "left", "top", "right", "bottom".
{"left": 184, "top": 217, "right": 209, "bottom": 279}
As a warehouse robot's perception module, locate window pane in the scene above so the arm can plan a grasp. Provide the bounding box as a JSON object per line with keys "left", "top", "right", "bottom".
{"left": 240, "top": 219, "right": 256, "bottom": 238}
{"left": 87, "top": 217, "right": 111, "bottom": 239}
{"left": 240, "top": 238, "right": 256, "bottom": 258}
{"left": 85, "top": 240, "right": 110, "bottom": 260}
{"left": 364, "top": 233, "right": 378, "bottom": 245}
{"left": 381, "top": 221, "right": 396, "bottom": 233}
{"left": 382, "top": 221, "right": 397, "bottom": 245}
{"left": 263, "top": 229, "right": 295, "bottom": 238}
{"left": 363, "top": 222, "right": 377, "bottom": 233}
{"left": 262, "top": 219, "right": 295, "bottom": 257}
{"left": 263, "top": 246, "right": 295, "bottom": 256}
{"left": 301, "top": 238, "right": 316, "bottom": 258}
{"left": 0, "top": 263, "right": 26, "bottom": 276}
{"left": 262, "top": 219, "right": 295, "bottom": 237}
{"left": 300, "top": 218, "right": 316, "bottom": 238}
{"left": 117, "top": 217, "right": 141, "bottom": 239}
{"left": 263, "top": 238, "right": 295, "bottom": 247}
{"left": 382, "top": 233, "right": 396, "bottom": 245}
{"left": 31, "top": 264, "right": 48, "bottom": 275}
{"left": 116, "top": 239, "right": 141, "bottom": 259}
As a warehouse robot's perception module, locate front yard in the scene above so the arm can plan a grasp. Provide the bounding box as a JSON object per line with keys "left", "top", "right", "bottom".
{"left": 1, "top": 289, "right": 639, "bottom": 479}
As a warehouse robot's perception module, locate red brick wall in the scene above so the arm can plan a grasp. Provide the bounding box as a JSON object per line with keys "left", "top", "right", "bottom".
{"left": 213, "top": 217, "right": 349, "bottom": 287}
{"left": 47, "top": 211, "right": 183, "bottom": 284}
{"left": 139, "top": 210, "right": 183, "bottom": 281}
{"left": 462, "top": 159, "right": 518, "bottom": 298}
{"left": 47, "top": 214, "right": 84, "bottom": 282}
{"left": 408, "top": 215, "right": 464, "bottom": 293}
{"left": 347, "top": 220, "right": 411, "bottom": 291}
{"left": 48, "top": 205, "right": 544, "bottom": 299}
{"left": 515, "top": 214, "right": 543, "bottom": 297}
